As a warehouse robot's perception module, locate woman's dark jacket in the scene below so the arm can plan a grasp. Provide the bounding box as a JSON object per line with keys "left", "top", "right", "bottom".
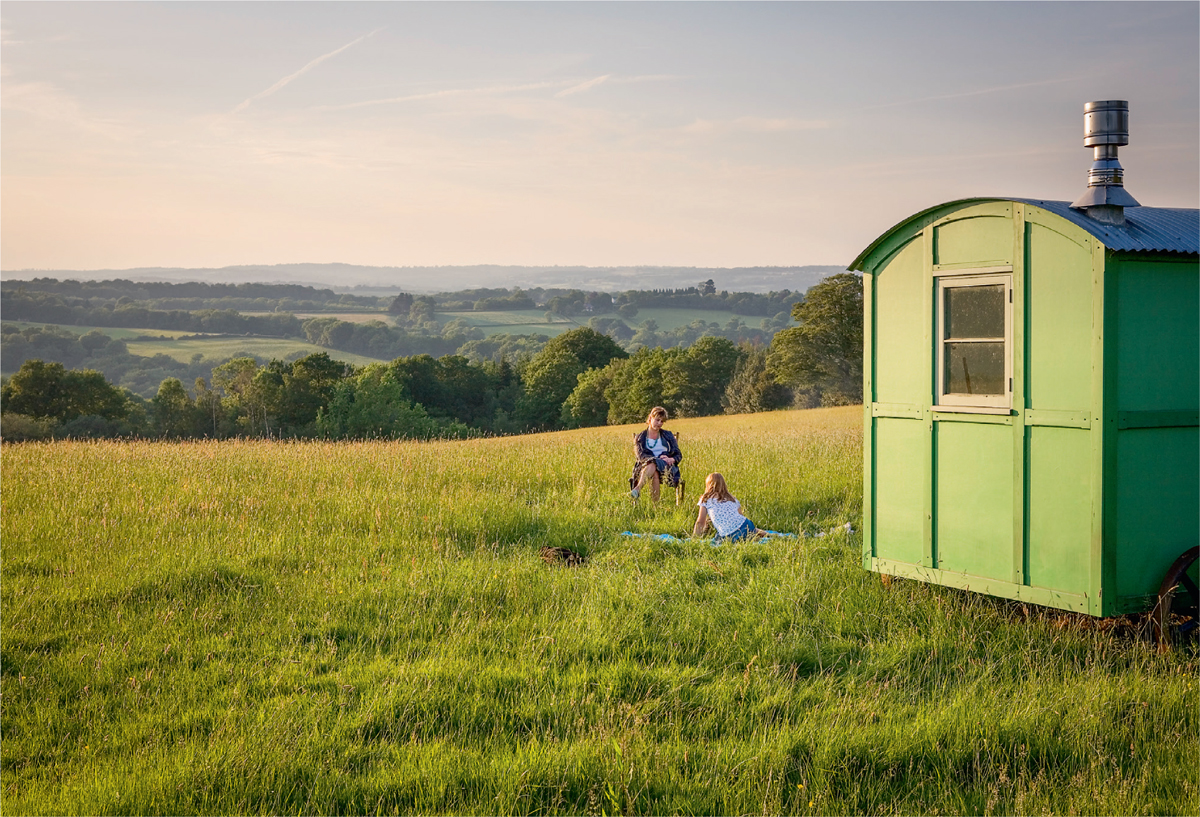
{"left": 631, "top": 429, "right": 682, "bottom": 483}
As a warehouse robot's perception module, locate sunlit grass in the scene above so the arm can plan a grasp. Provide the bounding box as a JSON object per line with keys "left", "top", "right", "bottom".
{"left": 2, "top": 406, "right": 1196, "bottom": 815}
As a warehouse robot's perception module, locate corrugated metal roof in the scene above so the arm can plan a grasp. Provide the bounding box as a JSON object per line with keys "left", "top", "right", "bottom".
{"left": 850, "top": 198, "right": 1198, "bottom": 271}
{"left": 1013, "top": 199, "right": 1199, "bottom": 255}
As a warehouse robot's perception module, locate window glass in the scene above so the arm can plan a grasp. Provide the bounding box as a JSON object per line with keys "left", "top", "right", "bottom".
{"left": 944, "top": 285, "right": 1004, "bottom": 339}
{"left": 944, "top": 341, "right": 1005, "bottom": 394}
{"left": 936, "top": 272, "right": 1011, "bottom": 408}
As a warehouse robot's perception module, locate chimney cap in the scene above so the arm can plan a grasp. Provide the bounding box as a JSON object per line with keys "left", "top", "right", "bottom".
{"left": 1083, "top": 100, "right": 1129, "bottom": 148}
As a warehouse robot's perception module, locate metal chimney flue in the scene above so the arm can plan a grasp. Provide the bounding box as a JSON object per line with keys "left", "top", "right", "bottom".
{"left": 1071, "top": 100, "right": 1139, "bottom": 224}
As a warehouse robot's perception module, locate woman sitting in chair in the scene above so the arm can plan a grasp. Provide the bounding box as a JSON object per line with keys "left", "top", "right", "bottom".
{"left": 630, "top": 406, "right": 682, "bottom": 502}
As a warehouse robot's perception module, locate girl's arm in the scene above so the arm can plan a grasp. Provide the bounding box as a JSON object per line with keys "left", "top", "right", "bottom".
{"left": 692, "top": 505, "right": 710, "bottom": 538}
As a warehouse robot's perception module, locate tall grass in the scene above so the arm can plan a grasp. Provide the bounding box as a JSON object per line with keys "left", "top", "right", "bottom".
{"left": 2, "top": 407, "right": 1196, "bottom": 815}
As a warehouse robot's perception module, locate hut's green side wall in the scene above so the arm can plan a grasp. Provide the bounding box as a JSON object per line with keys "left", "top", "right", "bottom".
{"left": 1107, "top": 256, "right": 1200, "bottom": 613}
{"left": 863, "top": 202, "right": 1104, "bottom": 614}
{"left": 1023, "top": 210, "right": 1099, "bottom": 610}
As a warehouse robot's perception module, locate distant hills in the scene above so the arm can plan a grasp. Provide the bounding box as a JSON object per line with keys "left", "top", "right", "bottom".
{"left": 0, "top": 263, "right": 849, "bottom": 294}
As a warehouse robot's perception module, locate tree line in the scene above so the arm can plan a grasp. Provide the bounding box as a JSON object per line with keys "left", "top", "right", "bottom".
{"left": 3, "top": 280, "right": 805, "bottom": 367}
{"left": 0, "top": 278, "right": 386, "bottom": 313}
{"left": 4, "top": 278, "right": 803, "bottom": 318}
{"left": 1, "top": 274, "right": 863, "bottom": 442}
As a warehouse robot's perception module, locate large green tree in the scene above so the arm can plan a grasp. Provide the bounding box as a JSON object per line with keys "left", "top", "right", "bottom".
{"left": 663, "top": 336, "right": 741, "bottom": 417}
{"left": 562, "top": 359, "right": 626, "bottom": 429}
{"left": 769, "top": 273, "right": 863, "bottom": 406}
{"left": 541, "top": 327, "right": 628, "bottom": 371}
{"left": 514, "top": 328, "right": 629, "bottom": 430}
{"left": 516, "top": 346, "right": 583, "bottom": 430}
{"left": 722, "top": 346, "right": 792, "bottom": 415}
{"left": 2, "top": 360, "right": 69, "bottom": 419}
{"left": 278, "top": 353, "right": 349, "bottom": 433}
{"left": 317, "top": 364, "right": 444, "bottom": 440}
{"left": 604, "top": 346, "right": 682, "bottom": 425}
{"left": 151, "top": 378, "right": 197, "bottom": 438}
{"left": 1, "top": 359, "right": 129, "bottom": 423}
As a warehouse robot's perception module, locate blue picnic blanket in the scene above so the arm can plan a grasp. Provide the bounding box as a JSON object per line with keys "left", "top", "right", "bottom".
{"left": 620, "top": 525, "right": 850, "bottom": 547}
{"left": 620, "top": 529, "right": 802, "bottom": 546}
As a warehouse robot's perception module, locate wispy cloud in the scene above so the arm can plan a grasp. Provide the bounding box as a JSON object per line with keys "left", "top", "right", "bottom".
{"left": 612, "top": 74, "right": 684, "bottom": 85}
{"left": 555, "top": 74, "right": 610, "bottom": 98}
{"left": 852, "top": 75, "right": 1085, "bottom": 112}
{"left": 231, "top": 28, "right": 383, "bottom": 114}
{"left": 318, "top": 73, "right": 679, "bottom": 112}
{"left": 1, "top": 79, "right": 135, "bottom": 140}
{"left": 683, "top": 116, "right": 832, "bottom": 134}
{"left": 316, "top": 80, "right": 567, "bottom": 112}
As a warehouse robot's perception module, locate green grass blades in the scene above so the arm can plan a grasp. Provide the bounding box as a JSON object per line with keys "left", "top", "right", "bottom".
{"left": 2, "top": 406, "right": 1196, "bottom": 815}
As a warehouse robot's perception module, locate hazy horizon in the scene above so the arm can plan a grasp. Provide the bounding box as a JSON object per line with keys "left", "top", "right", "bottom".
{"left": 3, "top": 2, "right": 1197, "bottom": 273}
{"left": 0, "top": 262, "right": 849, "bottom": 294}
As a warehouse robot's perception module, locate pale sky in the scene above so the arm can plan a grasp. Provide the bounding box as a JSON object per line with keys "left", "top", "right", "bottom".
{"left": 2, "top": 1, "right": 1197, "bottom": 272}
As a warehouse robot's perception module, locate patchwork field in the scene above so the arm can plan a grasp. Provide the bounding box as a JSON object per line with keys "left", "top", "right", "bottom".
{"left": 435, "top": 309, "right": 577, "bottom": 336}
{"left": 120, "top": 336, "right": 385, "bottom": 367}
{"left": 438, "top": 307, "right": 773, "bottom": 337}
{"left": 2, "top": 407, "right": 1196, "bottom": 815}
{"left": 2, "top": 322, "right": 383, "bottom": 369}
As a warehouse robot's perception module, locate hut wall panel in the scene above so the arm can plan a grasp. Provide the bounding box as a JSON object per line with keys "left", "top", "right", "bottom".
{"left": 1112, "top": 257, "right": 1200, "bottom": 609}
{"left": 1025, "top": 222, "right": 1093, "bottom": 409}
{"left": 1026, "top": 426, "right": 1092, "bottom": 595}
{"left": 934, "top": 214, "right": 1012, "bottom": 267}
{"left": 872, "top": 238, "right": 926, "bottom": 404}
{"left": 1115, "top": 259, "right": 1199, "bottom": 412}
{"left": 934, "top": 421, "right": 1014, "bottom": 581}
{"left": 872, "top": 417, "right": 926, "bottom": 566}
{"left": 1114, "top": 426, "right": 1199, "bottom": 606}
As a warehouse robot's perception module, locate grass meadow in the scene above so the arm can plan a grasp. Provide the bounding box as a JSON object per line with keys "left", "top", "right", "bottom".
{"left": 2, "top": 407, "right": 1196, "bottom": 815}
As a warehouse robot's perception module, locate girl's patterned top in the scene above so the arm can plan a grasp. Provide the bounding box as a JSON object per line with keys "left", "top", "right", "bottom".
{"left": 699, "top": 497, "right": 748, "bottom": 536}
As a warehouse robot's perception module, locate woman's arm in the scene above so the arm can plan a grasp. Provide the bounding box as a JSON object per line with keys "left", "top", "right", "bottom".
{"left": 655, "top": 430, "right": 681, "bottom": 466}
{"left": 692, "top": 505, "right": 710, "bottom": 538}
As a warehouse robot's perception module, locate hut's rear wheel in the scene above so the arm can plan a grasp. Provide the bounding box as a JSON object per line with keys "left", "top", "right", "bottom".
{"left": 1152, "top": 546, "right": 1200, "bottom": 651}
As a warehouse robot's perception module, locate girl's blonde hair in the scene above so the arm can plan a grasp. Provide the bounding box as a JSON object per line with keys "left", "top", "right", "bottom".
{"left": 700, "top": 472, "right": 735, "bottom": 503}
{"left": 646, "top": 406, "right": 668, "bottom": 423}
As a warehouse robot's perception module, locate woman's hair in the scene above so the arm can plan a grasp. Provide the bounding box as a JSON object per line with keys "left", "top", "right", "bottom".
{"left": 646, "top": 406, "right": 668, "bottom": 423}
{"left": 700, "top": 472, "right": 735, "bottom": 503}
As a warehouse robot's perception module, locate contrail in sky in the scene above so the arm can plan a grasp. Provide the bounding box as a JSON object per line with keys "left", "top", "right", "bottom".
{"left": 555, "top": 75, "right": 610, "bottom": 98}
{"left": 316, "top": 73, "right": 678, "bottom": 112}
{"left": 232, "top": 28, "right": 383, "bottom": 113}
{"left": 318, "top": 81, "right": 566, "bottom": 111}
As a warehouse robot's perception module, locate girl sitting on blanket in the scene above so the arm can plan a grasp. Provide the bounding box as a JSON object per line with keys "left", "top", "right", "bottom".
{"left": 693, "top": 472, "right": 765, "bottom": 543}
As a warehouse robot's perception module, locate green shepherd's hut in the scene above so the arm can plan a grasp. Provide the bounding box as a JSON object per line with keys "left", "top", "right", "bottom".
{"left": 850, "top": 101, "right": 1199, "bottom": 639}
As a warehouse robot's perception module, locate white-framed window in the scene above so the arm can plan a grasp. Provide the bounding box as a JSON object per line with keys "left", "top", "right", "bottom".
{"left": 934, "top": 270, "right": 1012, "bottom": 411}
